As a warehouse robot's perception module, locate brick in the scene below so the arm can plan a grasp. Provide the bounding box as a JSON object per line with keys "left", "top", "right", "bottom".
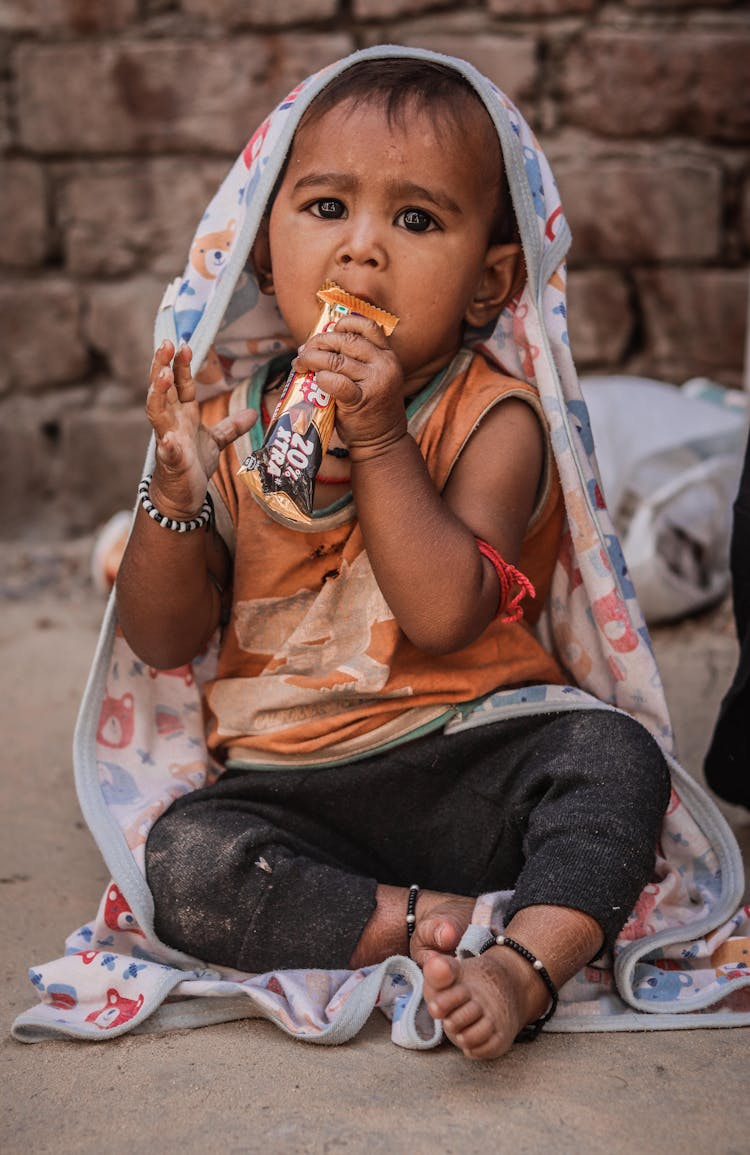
{"left": 0, "top": 387, "right": 149, "bottom": 537}
{"left": 58, "top": 159, "right": 227, "bottom": 277}
{"left": 0, "top": 57, "right": 10, "bottom": 151}
{"left": 555, "top": 154, "right": 722, "bottom": 264}
{"left": 370, "top": 30, "right": 538, "bottom": 105}
{"left": 0, "top": 0, "right": 137, "bottom": 32}
{"left": 59, "top": 407, "right": 150, "bottom": 533}
{"left": 181, "top": 0, "right": 338, "bottom": 24}
{"left": 561, "top": 30, "right": 750, "bottom": 142}
{"left": 83, "top": 276, "right": 165, "bottom": 396}
{"left": 58, "top": 164, "right": 150, "bottom": 278}
{"left": 16, "top": 35, "right": 353, "bottom": 155}
{"left": 624, "top": 0, "right": 734, "bottom": 7}
{"left": 0, "top": 399, "right": 57, "bottom": 535}
{"left": 355, "top": 0, "right": 452, "bottom": 17}
{"left": 489, "top": 0, "right": 593, "bottom": 12}
{"left": 567, "top": 269, "right": 633, "bottom": 368}
{"left": 0, "top": 160, "right": 49, "bottom": 268}
{"left": 0, "top": 390, "right": 88, "bottom": 537}
{"left": 0, "top": 392, "right": 147, "bottom": 537}
{"left": 0, "top": 278, "right": 88, "bottom": 395}
{"left": 635, "top": 268, "right": 749, "bottom": 387}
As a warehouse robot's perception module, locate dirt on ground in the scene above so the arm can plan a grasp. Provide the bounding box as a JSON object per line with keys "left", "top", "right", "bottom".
{"left": 2, "top": 538, "right": 748, "bottom": 1155}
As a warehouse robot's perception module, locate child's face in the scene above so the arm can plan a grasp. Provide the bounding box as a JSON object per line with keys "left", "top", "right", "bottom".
{"left": 261, "top": 97, "right": 507, "bottom": 392}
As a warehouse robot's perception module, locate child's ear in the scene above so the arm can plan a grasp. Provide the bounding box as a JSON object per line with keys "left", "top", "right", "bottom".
{"left": 249, "top": 218, "right": 275, "bottom": 295}
{"left": 464, "top": 243, "right": 525, "bottom": 327}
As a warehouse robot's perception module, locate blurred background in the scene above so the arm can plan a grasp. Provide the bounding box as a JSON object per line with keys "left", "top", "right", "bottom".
{"left": 0, "top": 0, "right": 748, "bottom": 541}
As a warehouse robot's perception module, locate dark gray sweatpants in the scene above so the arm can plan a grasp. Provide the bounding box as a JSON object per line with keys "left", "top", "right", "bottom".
{"left": 145, "top": 709, "right": 670, "bottom": 973}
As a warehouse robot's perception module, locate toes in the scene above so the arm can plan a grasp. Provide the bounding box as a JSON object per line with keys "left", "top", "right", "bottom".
{"left": 422, "top": 953, "right": 459, "bottom": 994}
{"left": 426, "top": 983, "right": 469, "bottom": 1022}
{"left": 455, "top": 1015, "right": 495, "bottom": 1054}
{"left": 423, "top": 954, "right": 522, "bottom": 1061}
{"left": 423, "top": 956, "right": 471, "bottom": 1022}
{"left": 442, "top": 997, "right": 483, "bottom": 1037}
{"left": 426, "top": 916, "right": 463, "bottom": 953}
{"left": 443, "top": 922, "right": 464, "bottom": 951}
{"left": 460, "top": 1029, "right": 510, "bottom": 1061}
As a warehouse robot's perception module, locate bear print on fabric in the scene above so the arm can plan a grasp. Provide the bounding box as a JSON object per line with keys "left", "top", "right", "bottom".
{"left": 103, "top": 884, "right": 145, "bottom": 937}
{"left": 189, "top": 219, "right": 237, "bottom": 281}
{"left": 85, "top": 988, "right": 145, "bottom": 1029}
{"left": 634, "top": 964, "right": 694, "bottom": 1001}
{"left": 712, "top": 937, "right": 750, "bottom": 978}
{"left": 97, "top": 692, "right": 135, "bottom": 749}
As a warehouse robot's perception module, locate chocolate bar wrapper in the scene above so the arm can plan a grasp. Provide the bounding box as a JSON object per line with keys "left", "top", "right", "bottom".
{"left": 238, "top": 281, "right": 398, "bottom": 527}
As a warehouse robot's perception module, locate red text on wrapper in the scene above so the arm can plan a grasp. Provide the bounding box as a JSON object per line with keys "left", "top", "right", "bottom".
{"left": 299, "top": 373, "right": 330, "bottom": 408}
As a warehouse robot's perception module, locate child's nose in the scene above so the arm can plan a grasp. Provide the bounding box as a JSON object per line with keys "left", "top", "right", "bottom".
{"left": 335, "top": 219, "right": 387, "bottom": 269}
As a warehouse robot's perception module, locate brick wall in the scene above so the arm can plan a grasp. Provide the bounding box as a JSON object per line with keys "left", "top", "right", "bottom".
{"left": 1, "top": 1, "right": 748, "bottom": 537}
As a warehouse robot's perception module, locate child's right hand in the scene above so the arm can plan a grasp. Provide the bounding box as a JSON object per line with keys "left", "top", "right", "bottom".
{"left": 146, "top": 340, "right": 256, "bottom": 518}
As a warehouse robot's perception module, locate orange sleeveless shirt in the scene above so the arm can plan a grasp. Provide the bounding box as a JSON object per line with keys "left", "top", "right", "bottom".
{"left": 201, "top": 349, "right": 566, "bottom": 768}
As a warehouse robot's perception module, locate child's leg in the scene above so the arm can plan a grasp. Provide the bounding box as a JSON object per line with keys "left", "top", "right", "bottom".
{"left": 145, "top": 728, "right": 535, "bottom": 972}
{"left": 422, "top": 902, "right": 602, "bottom": 1059}
{"left": 146, "top": 761, "right": 481, "bottom": 971}
{"left": 146, "top": 706, "right": 668, "bottom": 1055}
{"left": 145, "top": 772, "right": 380, "bottom": 971}
{"left": 419, "top": 708, "right": 671, "bottom": 1058}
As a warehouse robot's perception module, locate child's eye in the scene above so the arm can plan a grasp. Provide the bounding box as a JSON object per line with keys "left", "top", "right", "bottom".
{"left": 396, "top": 208, "right": 437, "bottom": 233}
{"left": 309, "top": 199, "right": 346, "bottom": 219}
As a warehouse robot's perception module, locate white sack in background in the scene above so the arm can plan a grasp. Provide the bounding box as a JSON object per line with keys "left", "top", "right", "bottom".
{"left": 580, "top": 375, "right": 748, "bottom": 624}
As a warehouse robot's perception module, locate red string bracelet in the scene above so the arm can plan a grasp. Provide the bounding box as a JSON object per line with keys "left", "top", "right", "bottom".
{"left": 316, "top": 473, "right": 351, "bottom": 486}
{"left": 475, "top": 537, "right": 535, "bottom": 623}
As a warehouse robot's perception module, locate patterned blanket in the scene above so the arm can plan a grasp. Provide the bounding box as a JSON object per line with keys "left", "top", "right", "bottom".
{"left": 13, "top": 46, "right": 750, "bottom": 1046}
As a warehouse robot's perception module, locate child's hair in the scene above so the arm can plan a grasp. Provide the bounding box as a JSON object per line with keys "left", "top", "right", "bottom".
{"left": 283, "top": 58, "right": 516, "bottom": 246}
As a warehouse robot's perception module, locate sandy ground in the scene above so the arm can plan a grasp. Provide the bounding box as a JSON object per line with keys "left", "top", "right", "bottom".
{"left": 2, "top": 539, "right": 749, "bottom": 1155}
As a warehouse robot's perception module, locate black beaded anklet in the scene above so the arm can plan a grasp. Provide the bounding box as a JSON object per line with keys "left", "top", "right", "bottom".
{"left": 478, "top": 933, "right": 559, "bottom": 1041}
{"left": 406, "top": 884, "right": 419, "bottom": 944}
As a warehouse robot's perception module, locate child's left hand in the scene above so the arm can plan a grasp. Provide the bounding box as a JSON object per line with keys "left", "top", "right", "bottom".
{"left": 291, "top": 314, "right": 407, "bottom": 460}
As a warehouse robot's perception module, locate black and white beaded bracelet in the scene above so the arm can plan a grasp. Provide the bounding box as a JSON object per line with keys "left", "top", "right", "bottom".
{"left": 138, "top": 474, "right": 213, "bottom": 533}
{"left": 406, "top": 884, "right": 419, "bottom": 942}
{"left": 478, "top": 933, "right": 559, "bottom": 1041}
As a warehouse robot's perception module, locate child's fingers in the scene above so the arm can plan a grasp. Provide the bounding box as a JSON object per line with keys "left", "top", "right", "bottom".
{"left": 296, "top": 339, "right": 366, "bottom": 383}
{"left": 295, "top": 336, "right": 389, "bottom": 403}
{"left": 305, "top": 363, "right": 363, "bottom": 406}
{"left": 147, "top": 342, "right": 195, "bottom": 410}
{"left": 304, "top": 327, "right": 379, "bottom": 367}
{"left": 208, "top": 408, "right": 258, "bottom": 451}
{"left": 148, "top": 339, "right": 175, "bottom": 387}
{"left": 151, "top": 365, "right": 179, "bottom": 402}
{"left": 233, "top": 407, "right": 258, "bottom": 436}
{"left": 146, "top": 367, "right": 181, "bottom": 435}
{"left": 329, "top": 313, "right": 390, "bottom": 348}
{"left": 172, "top": 343, "right": 196, "bottom": 403}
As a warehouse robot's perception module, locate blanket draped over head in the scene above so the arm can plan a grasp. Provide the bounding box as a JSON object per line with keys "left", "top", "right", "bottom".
{"left": 13, "top": 46, "right": 749, "bottom": 1045}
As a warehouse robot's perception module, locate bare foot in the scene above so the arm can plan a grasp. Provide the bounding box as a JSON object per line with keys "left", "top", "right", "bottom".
{"left": 422, "top": 948, "right": 549, "bottom": 1060}
{"left": 348, "top": 886, "right": 476, "bottom": 969}
{"left": 409, "top": 893, "right": 476, "bottom": 968}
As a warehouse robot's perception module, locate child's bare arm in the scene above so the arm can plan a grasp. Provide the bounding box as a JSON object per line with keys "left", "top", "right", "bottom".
{"left": 116, "top": 341, "right": 256, "bottom": 669}
{"left": 353, "top": 402, "right": 541, "bottom": 653}
{"left": 295, "top": 317, "right": 542, "bottom": 654}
